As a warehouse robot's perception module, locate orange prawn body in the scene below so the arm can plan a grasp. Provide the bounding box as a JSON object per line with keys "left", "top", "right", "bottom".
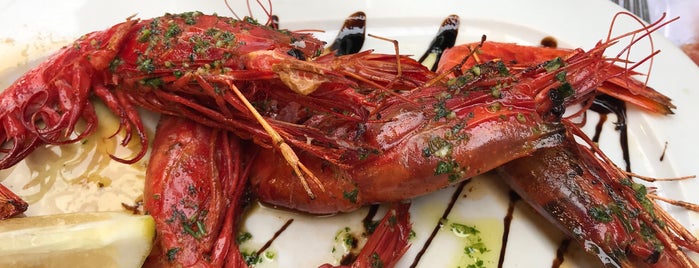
{"left": 0, "top": 12, "right": 430, "bottom": 174}
{"left": 144, "top": 116, "right": 248, "bottom": 267}
{"left": 251, "top": 98, "right": 562, "bottom": 213}
{"left": 106, "top": 12, "right": 431, "bottom": 166}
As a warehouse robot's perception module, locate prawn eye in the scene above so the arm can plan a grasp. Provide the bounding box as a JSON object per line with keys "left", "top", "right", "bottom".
{"left": 646, "top": 249, "right": 660, "bottom": 264}
{"left": 548, "top": 88, "right": 567, "bottom": 120}
{"left": 287, "top": 48, "right": 306, "bottom": 60}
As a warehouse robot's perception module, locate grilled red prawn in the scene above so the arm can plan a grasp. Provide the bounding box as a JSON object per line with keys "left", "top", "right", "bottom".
{"left": 249, "top": 22, "right": 660, "bottom": 214}
{"left": 143, "top": 115, "right": 249, "bottom": 267}
{"left": 0, "top": 11, "right": 431, "bottom": 204}
{"left": 497, "top": 123, "right": 699, "bottom": 268}
{"left": 95, "top": 12, "right": 430, "bottom": 169}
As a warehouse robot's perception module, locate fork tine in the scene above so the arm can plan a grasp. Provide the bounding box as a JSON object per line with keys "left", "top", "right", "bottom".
{"left": 612, "top": 0, "right": 650, "bottom": 22}
{"left": 638, "top": 0, "right": 651, "bottom": 22}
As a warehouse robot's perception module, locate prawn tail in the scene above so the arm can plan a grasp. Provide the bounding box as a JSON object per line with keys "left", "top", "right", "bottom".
{"left": 0, "top": 183, "right": 28, "bottom": 220}
{"left": 319, "top": 203, "right": 412, "bottom": 268}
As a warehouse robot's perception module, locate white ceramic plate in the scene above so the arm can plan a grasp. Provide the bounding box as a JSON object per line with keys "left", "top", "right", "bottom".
{"left": 1, "top": 0, "right": 698, "bottom": 267}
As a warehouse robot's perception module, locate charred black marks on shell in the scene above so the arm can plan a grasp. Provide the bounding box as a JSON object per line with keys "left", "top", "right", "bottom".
{"left": 328, "top": 11, "right": 367, "bottom": 56}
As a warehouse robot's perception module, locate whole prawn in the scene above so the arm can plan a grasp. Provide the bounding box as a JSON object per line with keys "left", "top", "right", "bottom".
{"left": 0, "top": 11, "right": 432, "bottom": 212}
{"left": 249, "top": 29, "right": 658, "bottom": 213}
{"left": 140, "top": 11, "right": 417, "bottom": 266}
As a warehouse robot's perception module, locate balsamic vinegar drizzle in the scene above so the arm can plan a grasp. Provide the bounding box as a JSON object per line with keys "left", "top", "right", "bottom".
{"left": 362, "top": 204, "right": 380, "bottom": 232}
{"left": 327, "top": 11, "right": 367, "bottom": 56}
{"left": 409, "top": 181, "right": 470, "bottom": 268}
{"left": 256, "top": 219, "right": 294, "bottom": 257}
{"left": 417, "top": 15, "right": 460, "bottom": 71}
{"left": 590, "top": 94, "right": 631, "bottom": 171}
{"left": 552, "top": 238, "right": 572, "bottom": 268}
{"left": 269, "top": 15, "right": 279, "bottom": 30}
{"left": 497, "top": 191, "right": 521, "bottom": 268}
{"left": 540, "top": 36, "right": 558, "bottom": 49}
{"left": 660, "top": 141, "right": 668, "bottom": 161}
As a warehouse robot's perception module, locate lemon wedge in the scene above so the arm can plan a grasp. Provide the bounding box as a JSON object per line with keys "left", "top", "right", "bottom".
{"left": 0, "top": 212, "right": 155, "bottom": 268}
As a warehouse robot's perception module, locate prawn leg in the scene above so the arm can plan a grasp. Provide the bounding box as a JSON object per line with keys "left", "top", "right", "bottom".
{"left": 224, "top": 80, "right": 322, "bottom": 199}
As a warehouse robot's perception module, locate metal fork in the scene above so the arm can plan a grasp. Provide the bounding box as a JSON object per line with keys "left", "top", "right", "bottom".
{"left": 611, "top": 0, "right": 651, "bottom": 22}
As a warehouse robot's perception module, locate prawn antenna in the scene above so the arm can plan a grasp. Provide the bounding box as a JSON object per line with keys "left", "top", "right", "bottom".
{"left": 368, "top": 33, "right": 403, "bottom": 82}
{"left": 606, "top": 12, "right": 679, "bottom": 89}
{"left": 225, "top": 0, "right": 275, "bottom": 26}
{"left": 341, "top": 34, "right": 419, "bottom": 106}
